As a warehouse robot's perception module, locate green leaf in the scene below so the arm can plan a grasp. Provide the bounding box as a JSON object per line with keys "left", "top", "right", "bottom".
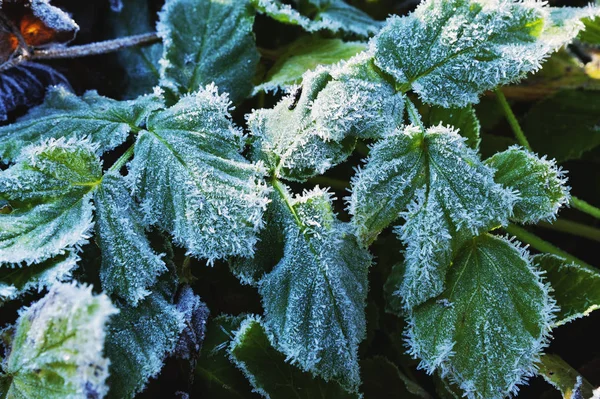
{"left": 533, "top": 254, "right": 600, "bottom": 327}
{"left": 486, "top": 146, "right": 570, "bottom": 224}
{"left": 128, "top": 85, "right": 270, "bottom": 262}
{"left": 105, "top": 279, "right": 185, "bottom": 399}
{"left": 372, "top": 0, "right": 591, "bottom": 107}
{"left": 158, "top": 0, "right": 260, "bottom": 104}
{"left": 195, "top": 314, "right": 258, "bottom": 399}
{"left": 0, "top": 138, "right": 102, "bottom": 265}
{"left": 2, "top": 282, "right": 117, "bottom": 399}
{"left": 349, "top": 124, "right": 515, "bottom": 307}
{"left": 522, "top": 90, "right": 600, "bottom": 162}
{"left": 257, "top": 184, "right": 372, "bottom": 392}
{"left": 408, "top": 234, "right": 555, "bottom": 399}
{"left": 538, "top": 354, "right": 595, "bottom": 399}
{"left": 255, "top": 37, "right": 367, "bottom": 93}
{"left": 107, "top": 0, "right": 162, "bottom": 99}
{"left": 229, "top": 316, "right": 358, "bottom": 399}
{"left": 94, "top": 172, "right": 167, "bottom": 305}
{"left": 0, "top": 87, "right": 162, "bottom": 163}
{"left": 426, "top": 106, "right": 480, "bottom": 150}
{"left": 0, "top": 252, "right": 79, "bottom": 304}
{"left": 579, "top": 15, "right": 600, "bottom": 44}
{"left": 361, "top": 356, "right": 431, "bottom": 399}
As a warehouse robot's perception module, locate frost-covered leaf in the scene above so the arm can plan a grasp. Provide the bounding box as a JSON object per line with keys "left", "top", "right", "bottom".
{"left": 105, "top": 278, "right": 185, "bottom": 399}
{"left": 0, "top": 138, "right": 102, "bottom": 265}
{"left": 1, "top": 282, "right": 117, "bottom": 399}
{"left": 195, "top": 314, "right": 258, "bottom": 398}
{"left": 538, "top": 354, "right": 595, "bottom": 399}
{"left": 173, "top": 285, "right": 210, "bottom": 361}
{"left": 0, "top": 63, "right": 69, "bottom": 123}
{"left": 229, "top": 316, "right": 358, "bottom": 399}
{"left": 94, "top": 172, "right": 167, "bottom": 305}
{"left": 533, "top": 254, "right": 600, "bottom": 327}
{"left": 158, "top": 0, "right": 259, "bottom": 104}
{"left": 426, "top": 106, "right": 480, "bottom": 150}
{"left": 0, "top": 86, "right": 163, "bottom": 163}
{"left": 372, "top": 0, "right": 593, "bottom": 107}
{"left": 7, "top": 0, "right": 80, "bottom": 45}
{"left": 0, "top": 251, "right": 78, "bottom": 304}
{"left": 408, "top": 234, "right": 555, "bottom": 399}
{"left": 257, "top": 184, "right": 371, "bottom": 391}
{"left": 129, "top": 85, "right": 269, "bottom": 262}
{"left": 486, "top": 146, "right": 570, "bottom": 224}
{"left": 107, "top": 0, "right": 162, "bottom": 99}
{"left": 255, "top": 37, "right": 366, "bottom": 93}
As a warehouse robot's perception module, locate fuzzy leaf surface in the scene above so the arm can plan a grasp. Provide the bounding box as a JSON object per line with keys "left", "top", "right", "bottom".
{"left": 158, "top": 0, "right": 259, "bottom": 103}
{"left": 229, "top": 316, "right": 357, "bottom": 399}
{"left": 258, "top": 185, "right": 371, "bottom": 391}
{"left": 372, "top": 0, "right": 593, "bottom": 107}
{"left": 94, "top": 172, "right": 167, "bottom": 305}
{"left": 408, "top": 234, "right": 555, "bottom": 399}
{"left": 486, "top": 146, "right": 570, "bottom": 224}
{"left": 2, "top": 283, "right": 117, "bottom": 399}
{"left": 534, "top": 254, "right": 600, "bottom": 327}
{"left": 0, "top": 87, "right": 162, "bottom": 163}
{"left": 129, "top": 85, "right": 269, "bottom": 262}
{"left": 0, "top": 138, "right": 102, "bottom": 265}
{"left": 349, "top": 125, "right": 515, "bottom": 307}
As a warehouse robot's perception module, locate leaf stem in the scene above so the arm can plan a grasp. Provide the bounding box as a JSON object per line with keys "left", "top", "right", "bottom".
{"left": 570, "top": 197, "right": 600, "bottom": 220}
{"left": 504, "top": 224, "right": 594, "bottom": 269}
{"left": 271, "top": 178, "right": 304, "bottom": 230}
{"left": 495, "top": 88, "right": 531, "bottom": 150}
{"left": 537, "top": 219, "right": 600, "bottom": 243}
{"left": 109, "top": 145, "right": 135, "bottom": 173}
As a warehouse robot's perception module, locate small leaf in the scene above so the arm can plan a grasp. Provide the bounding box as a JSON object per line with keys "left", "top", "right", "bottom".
{"left": 229, "top": 316, "right": 358, "bottom": 399}
{"left": 538, "top": 354, "right": 595, "bottom": 399}
{"left": 486, "top": 146, "right": 570, "bottom": 223}
{"left": 426, "top": 106, "right": 480, "bottom": 150}
{"left": 0, "top": 251, "right": 79, "bottom": 304}
{"left": 255, "top": 37, "right": 366, "bottom": 93}
{"left": 128, "top": 85, "right": 270, "bottom": 262}
{"left": 173, "top": 285, "right": 210, "bottom": 362}
{"left": 257, "top": 184, "right": 372, "bottom": 391}
{"left": 2, "top": 282, "right": 117, "bottom": 399}
{"left": 0, "top": 137, "right": 102, "bottom": 265}
{"left": 407, "top": 234, "right": 555, "bottom": 399}
{"left": 158, "top": 0, "right": 259, "bottom": 103}
{"left": 533, "top": 254, "right": 600, "bottom": 327}
{"left": 0, "top": 86, "right": 162, "bottom": 163}
{"left": 372, "top": 0, "right": 592, "bottom": 107}
{"left": 94, "top": 172, "right": 168, "bottom": 305}
{"left": 105, "top": 278, "right": 185, "bottom": 399}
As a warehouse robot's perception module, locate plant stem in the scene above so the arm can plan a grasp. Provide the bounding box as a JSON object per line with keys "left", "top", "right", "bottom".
{"left": 495, "top": 88, "right": 531, "bottom": 150}
{"left": 537, "top": 219, "right": 600, "bottom": 243}
{"left": 32, "top": 33, "right": 160, "bottom": 60}
{"left": 504, "top": 224, "right": 594, "bottom": 269}
{"left": 109, "top": 145, "right": 135, "bottom": 173}
{"left": 570, "top": 197, "right": 600, "bottom": 220}
{"left": 271, "top": 178, "right": 304, "bottom": 230}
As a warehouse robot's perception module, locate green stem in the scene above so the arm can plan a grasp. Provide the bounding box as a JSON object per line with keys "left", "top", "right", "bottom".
{"left": 571, "top": 197, "right": 600, "bottom": 220}
{"left": 109, "top": 145, "right": 135, "bottom": 173}
{"left": 537, "top": 219, "right": 600, "bottom": 243}
{"left": 505, "top": 224, "right": 594, "bottom": 270}
{"left": 495, "top": 88, "right": 531, "bottom": 150}
{"left": 271, "top": 178, "right": 304, "bottom": 230}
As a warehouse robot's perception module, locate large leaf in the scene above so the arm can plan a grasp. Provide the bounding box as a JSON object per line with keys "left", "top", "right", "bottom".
{"left": 229, "top": 316, "right": 357, "bottom": 399}
{"left": 128, "top": 85, "right": 269, "bottom": 262}
{"left": 349, "top": 124, "right": 516, "bottom": 307}
{"left": 486, "top": 146, "right": 570, "bottom": 224}
{"left": 0, "top": 138, "right": 102, "bottom": 265}
{"left": 533, "top": 254, "right": 600, "bottom": 327}
{"left": 94, "top": 172, "right": 167, "bottom": 305}
{"left": 0, "top": 86, "right": 162, "bottom": 163}
{"left": 257, "top": 184, "right": 372, "bottom": 391}
{"left": 158, "top": 0, "right": 260, "bottom": 103}
{"left": 372, "top": 0, "right": 593, "bottom": 107}
{"left": 105, "top": 279, "right": 185, "bottom": 399}
{"left": 1, "top": 283, "right": 117, "bottom": 399}
{"left": 107, "top": 0, "right": 162, "bottom": 99}
{"left": 408, "top": 234, "right": 555, "bottom": 399}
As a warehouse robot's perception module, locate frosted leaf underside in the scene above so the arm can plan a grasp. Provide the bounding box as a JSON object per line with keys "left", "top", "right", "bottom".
{"left": 128, "top": 85, "right": 269, "bottom": 262}
{"left": 408, "top": 234, "right": 555, "bottom": 399}
{"left": 258, "top": 186, "right": 371, "bottom": 392}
